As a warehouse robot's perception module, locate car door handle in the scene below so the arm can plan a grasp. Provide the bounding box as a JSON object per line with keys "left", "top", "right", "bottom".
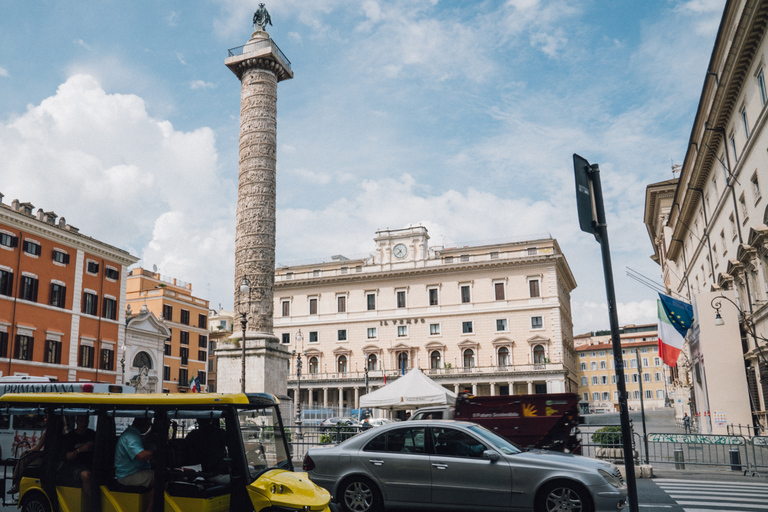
{"left": 368, "top": 459, "right": 384, "bottom": 466}
{"left": 432, "top": 463, "right": 448, "bottom": 470}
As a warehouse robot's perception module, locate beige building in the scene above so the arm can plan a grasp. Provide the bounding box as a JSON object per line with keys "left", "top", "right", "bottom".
{"left": 574, "top": 324, "right": 672, "bottom": 414}
{"left": 643, "top": 0, "right": 766, "bottom": 432}
{"left": 274, "top": 226, "right": 578, "bottom": 415}
{"left": 125, "top": 269, "right": 210, "bottom": 393}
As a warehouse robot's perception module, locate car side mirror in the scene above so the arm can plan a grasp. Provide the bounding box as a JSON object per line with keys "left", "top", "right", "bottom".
{"left": 482, "top": 450, "right": 499, "bottom": 462}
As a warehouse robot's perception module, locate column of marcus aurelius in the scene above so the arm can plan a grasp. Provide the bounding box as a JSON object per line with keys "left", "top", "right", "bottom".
{"left": 218, "top": 19, "right": 293, "bottom": 395}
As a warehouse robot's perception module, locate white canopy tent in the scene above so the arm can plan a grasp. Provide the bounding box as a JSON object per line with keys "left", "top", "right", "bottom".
{"left": 359, "top": 368, "right": 457, "bottom": 411}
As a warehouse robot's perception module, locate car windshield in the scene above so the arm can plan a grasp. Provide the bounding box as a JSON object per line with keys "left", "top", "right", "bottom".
{"left": 467, "top": 424, "right": 522, "bottom": 455}
{"left": 238, "top": 406, "right": 291, "bottom": 480}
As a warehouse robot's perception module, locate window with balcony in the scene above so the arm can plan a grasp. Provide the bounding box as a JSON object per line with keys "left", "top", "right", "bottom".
{"left": 430, "top": 351, "right": 441, "bottom": 369}
{"left": 397, "top": 352, "right": 408, "bottom": 372}
{"left": 309, "top": 357, "right": 319, "bottom": 374}
{"left": 497, "top": 347, "right": 510, "bottom": 366}
{"left": 463, "top": 349, "right": 475, "bottom": 368}
{"left": 337, "top": 355, "right": 348, "bottom": 374}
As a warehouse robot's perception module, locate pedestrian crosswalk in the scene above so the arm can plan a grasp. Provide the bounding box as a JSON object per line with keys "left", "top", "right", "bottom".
{"left": 655, "top": 478, "right": 768, "bottom": 511}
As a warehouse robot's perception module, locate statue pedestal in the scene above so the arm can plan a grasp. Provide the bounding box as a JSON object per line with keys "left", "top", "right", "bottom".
{"left": 215, "top": 332, "right": 291, "bottom": 395}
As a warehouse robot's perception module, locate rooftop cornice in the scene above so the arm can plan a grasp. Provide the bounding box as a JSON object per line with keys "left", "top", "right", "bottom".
{"left": 0, "top": 205, "right": 138, "bottom": 266}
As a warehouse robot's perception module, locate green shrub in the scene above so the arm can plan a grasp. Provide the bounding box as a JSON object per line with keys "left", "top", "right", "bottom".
{"left": 592, "top": 426, "right": 622, "bottom": 445}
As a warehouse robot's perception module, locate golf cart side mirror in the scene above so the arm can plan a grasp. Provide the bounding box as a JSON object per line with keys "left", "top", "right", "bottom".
{"left": 483, "top": 450, "right": 499, "bottom": 462}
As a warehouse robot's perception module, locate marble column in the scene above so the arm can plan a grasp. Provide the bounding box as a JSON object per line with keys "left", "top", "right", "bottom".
{"left": 217, "top": 28, "right": 294, "bottom": 394}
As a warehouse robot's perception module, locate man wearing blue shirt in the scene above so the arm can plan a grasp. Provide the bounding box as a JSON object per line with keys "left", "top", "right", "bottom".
{"left": 114, "top": 417, "right": 154, "bottom": 511}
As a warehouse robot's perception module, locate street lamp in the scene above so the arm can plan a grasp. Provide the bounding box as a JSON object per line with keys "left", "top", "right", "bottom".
{"left": 120, "top": 344, "right": 126, "bottom": 386}
{"left": 294, "top": 330, "right": 304, "bottom": 439}
{"left": 240, "top": 277, "right": 250, "bottom": 393}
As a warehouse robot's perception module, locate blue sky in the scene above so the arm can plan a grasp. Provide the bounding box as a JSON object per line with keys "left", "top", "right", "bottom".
{"left": 0, "top": 0, "right": 726, "bottom": 334}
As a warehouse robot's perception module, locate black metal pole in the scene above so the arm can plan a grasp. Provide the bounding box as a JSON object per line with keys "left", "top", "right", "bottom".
{"left": 590, "top": 163, "right": 639, "bottom": 512}
{"left": 636, "top": 350, "right": 649, "bottom": 465}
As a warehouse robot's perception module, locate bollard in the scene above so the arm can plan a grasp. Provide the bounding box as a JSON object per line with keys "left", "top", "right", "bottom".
{"left": 674, "top": 448, "right": 685, "bottom": 470}
{"left": 729, "top": 447, "right": 742, "bottom": 471}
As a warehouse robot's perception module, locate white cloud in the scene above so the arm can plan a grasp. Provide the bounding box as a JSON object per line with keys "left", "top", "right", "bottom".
{"left": 176, "top": 52, "right": 187, "bottom": 65}
{"left": 0, "top": 74, "right": 232, "bottom": 303}
{"left": 190, "top": 80, "right": 216, "bottom": 90}
{"left": 73, "top": 39, "right": 90, "bottom": 50}
{"left": 167, "top": 10, "right": 180, "bottom": 27}
{"left": 0, "top": 66, "right": 8, "bottom": 77}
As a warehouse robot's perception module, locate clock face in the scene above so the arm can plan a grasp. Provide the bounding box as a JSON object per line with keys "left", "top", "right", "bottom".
{"left": 393, "top": 243, "right": 408, "bottom": 259}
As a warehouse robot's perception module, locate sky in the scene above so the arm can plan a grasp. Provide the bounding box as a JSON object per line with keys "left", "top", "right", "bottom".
{"left": 0, "top": 0, "right": 727, "bottom": 335}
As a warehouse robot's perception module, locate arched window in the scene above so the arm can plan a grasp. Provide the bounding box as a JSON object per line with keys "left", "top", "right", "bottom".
{"left": 430, "top": 350, "right": 441, "bottom": 369}
{"left": 338, "top": 355, "right": 347, "bottom": 374}
{"left": 367, "top": 354, "right": 378, "bottom": 371}
{"left": 498, "top": 347, "right": 510, "bottom": 367}
{"left": 533, "top": 345, "right": 546, "bottom": 364}
{"left": 309, "top": 356, "right": 318, "bottom": 374}
{"left": 397, "top": 352, "right": 408, "bottom": 372}
{"left": 463, "top": 349, "right": 475, "bottom": 368}
{"left": 132, "top": 351, "right": 152, "bottom": 369}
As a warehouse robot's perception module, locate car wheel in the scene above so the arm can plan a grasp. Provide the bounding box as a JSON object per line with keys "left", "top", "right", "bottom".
{"left": 21, "top": 492, "right": 51, "bottom": 512}
{"left": 339, "top": 477, "right": 382, "bottom": 512}
{"left": 536, "top": 481, "right": 592, "bottom": 512}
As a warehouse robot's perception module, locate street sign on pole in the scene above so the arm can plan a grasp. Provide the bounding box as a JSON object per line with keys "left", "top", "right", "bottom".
{"left": 573, "top": 153, "right": 639, "bottom": 512}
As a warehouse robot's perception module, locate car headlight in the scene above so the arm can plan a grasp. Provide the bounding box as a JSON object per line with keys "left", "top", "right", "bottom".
{"left": 598, "top": 469, "right": 621, "bottom": 488}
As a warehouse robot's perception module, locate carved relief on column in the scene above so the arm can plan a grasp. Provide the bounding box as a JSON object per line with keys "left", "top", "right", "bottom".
{"left": 235, "top": 66, "right": 278, "bottom": 334}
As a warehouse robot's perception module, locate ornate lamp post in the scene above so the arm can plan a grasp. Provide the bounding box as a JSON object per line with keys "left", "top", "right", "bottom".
{"left": 120, "top": 344, "right": 126, "bottom": 386}
{"left": 294, "top": 330, "right": 304, "bottom": 439}
{"left": 239, "top": 277, "right": 250, "bottom": 393}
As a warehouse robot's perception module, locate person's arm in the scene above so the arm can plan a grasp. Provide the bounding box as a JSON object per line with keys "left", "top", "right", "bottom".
{"left": 134, "top": 449, "right": 154, "bottom": 461}
{"left": 66, "top": 442, "right": 92, "bottom": 462}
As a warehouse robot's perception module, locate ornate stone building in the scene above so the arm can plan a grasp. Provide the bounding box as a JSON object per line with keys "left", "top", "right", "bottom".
{"left": 275, "top": 226, "right": 578, "bottom": 415}
{"left": 644, "top": 0, "right": 768, "bottom": 431}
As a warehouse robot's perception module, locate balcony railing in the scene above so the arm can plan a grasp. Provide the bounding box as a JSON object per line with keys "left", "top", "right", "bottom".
{"left": 227, "top": 39, "right": 292, "bottom": 71}
{"left": 287, "top": 362, "right": 564, "bottom": 383}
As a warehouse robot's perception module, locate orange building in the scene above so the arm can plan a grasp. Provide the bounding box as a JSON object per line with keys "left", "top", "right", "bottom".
{"left": 0, "top": 196, "right": 138, "bottom": 382}
{"left": 125, "top": 269, "right": 209, "bottom": 392}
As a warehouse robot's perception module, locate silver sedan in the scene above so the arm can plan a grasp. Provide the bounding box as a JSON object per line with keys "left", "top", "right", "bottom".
{"left": 303, "top": 420, "right": 627, "bottom": 512}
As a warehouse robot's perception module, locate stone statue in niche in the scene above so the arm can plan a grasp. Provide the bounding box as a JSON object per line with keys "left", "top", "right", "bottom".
{"left": 135, "top": 366, "right": 151, "bottom": 393}
{"left": 253, "top": 3, "right": 272, "bottom": 31}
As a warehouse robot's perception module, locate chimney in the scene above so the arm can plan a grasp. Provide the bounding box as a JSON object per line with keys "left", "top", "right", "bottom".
{"left": 36, "top": 208, "right": 44, "bottom": 221}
